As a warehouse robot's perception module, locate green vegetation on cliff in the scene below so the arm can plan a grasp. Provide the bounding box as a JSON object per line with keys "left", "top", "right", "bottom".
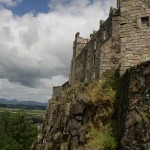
{"left": 33, "top": 62, "right": 150, "bottom": 150}
{"left": 83, "top": 73, "right": 119, "bottom": 149}
{"left": 57, "top": 72, "right": 119, "bottom": 149}
{"left": 33, "top": 70, "right": 121, "bottom": 150}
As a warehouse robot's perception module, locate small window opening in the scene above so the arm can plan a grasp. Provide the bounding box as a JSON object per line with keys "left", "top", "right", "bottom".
{"left": 141, "top": 17, "right": 149, "bottom": 27}
{"left": 84, "top": 50, "right": 87, "bottom": 58}
{"left": 93, "top": 40, "right": 97, "bottom": 50}
{"left": 103, "top": 30, "right": 106, "bottom": 41}
{"left": 93, "top": 54, "right": 96, "bottom": 65}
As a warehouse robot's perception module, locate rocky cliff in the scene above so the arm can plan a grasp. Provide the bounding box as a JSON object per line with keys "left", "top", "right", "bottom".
{"left": 33, "top": 61, "right": 150, "bottom": 150}
{"left": 117, "top": 61, "right": 150, "bottom": 149}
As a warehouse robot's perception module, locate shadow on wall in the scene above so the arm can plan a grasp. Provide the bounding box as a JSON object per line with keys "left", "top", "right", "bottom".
{"left": 115, "top": 61, "right": 150, "bottom": 150}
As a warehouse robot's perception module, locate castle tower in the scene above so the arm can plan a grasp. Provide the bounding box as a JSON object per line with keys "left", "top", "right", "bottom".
{"left": 119, "top": 0, "right": 150, "bottom": 74}
{"left": 70, "top": 33, "right": 88, "bottom": 85}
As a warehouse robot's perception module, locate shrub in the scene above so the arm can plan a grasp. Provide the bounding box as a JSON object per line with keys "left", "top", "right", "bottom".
{"left": 85, "top": 124, "right": 117, "bottom": 150}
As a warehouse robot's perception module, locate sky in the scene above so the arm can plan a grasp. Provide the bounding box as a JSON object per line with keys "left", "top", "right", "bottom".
{"left": 0, "top": 0, "right": 116, "bottom": 103}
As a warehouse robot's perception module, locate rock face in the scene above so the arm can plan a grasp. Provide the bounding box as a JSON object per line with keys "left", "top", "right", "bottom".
{"left": 117, "top": 61, "right": 150, "bottom": 149}
{"left": 33, "top": 61, "right": 150, "bottom": 150}
{"left": 34, "top": 93, "right": 92, "bottom": 150}
{"left": 33, "top": 78, "right": 118, "bottom": 150}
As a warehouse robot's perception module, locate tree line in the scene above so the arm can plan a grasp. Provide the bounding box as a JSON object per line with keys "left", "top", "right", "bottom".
{"left": 0, "top": 111, "right": 38, "bottom": 150}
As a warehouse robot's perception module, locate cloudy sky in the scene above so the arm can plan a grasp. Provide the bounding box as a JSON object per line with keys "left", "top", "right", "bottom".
{"left": 0, "top": 0, "right": 116, "bottom": 103}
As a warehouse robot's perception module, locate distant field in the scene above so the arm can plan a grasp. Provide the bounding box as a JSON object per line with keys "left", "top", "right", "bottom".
{"left": 0, "top": 107, "right": 46, "bottom": 124}
{"left": 0, "top": 107, "right": 45, "bottom": 114}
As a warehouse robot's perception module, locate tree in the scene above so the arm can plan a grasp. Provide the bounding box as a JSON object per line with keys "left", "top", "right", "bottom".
{"left": 0, "top": 111, "right": 38, "bottom": 150}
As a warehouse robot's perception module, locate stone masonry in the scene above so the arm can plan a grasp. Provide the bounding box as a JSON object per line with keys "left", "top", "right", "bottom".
{"left": 69, "top": 0, "right": 150, "bottom": 85}
{"left": 117, "top": 61, "right": 150, "bottom": 149}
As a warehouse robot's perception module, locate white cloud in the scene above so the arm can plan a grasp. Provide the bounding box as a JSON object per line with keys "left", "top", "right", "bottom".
{"left": 0, "top": 76, "right": 67, "bottom": 102}
{"left": 0, "top": 0, "right": 22, "bottom": 7}
{"left": 0, "top": 0, "right": 116, "bottom": 102}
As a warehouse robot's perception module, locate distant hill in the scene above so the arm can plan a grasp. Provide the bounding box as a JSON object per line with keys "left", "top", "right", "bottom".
{"left": 0, "top": 98, "right": 47, "bottom": 106}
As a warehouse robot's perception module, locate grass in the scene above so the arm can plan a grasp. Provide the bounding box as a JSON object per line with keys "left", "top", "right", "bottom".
{"left": 86, "top": 71, "right": 119, "bottom": 104}
{"left": 83, "top": 71, "right": 119, "bottom": 149}
{"left": 85, "top": 123, "right": 117, "bottom": 150}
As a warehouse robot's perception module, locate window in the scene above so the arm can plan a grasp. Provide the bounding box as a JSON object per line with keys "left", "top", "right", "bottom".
{"left": 93, "top": 40, "right": 97, "bottom": 50}
{"left": 103, "top": 30, "right": 106, "bottom": 41}
{"left": 141, "top": 16, "right": 149, "bottom": 27}
{"left": 84, "top": 49, "right": 87, "bottom": 58}
{"left": 93, "top": 54, "right": 96, "bottom": 65}
{"left": 92, "top": 71, "right": 96, "bottom": 79}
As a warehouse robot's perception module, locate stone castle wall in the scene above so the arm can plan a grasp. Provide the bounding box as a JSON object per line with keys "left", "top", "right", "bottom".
{"left": 119, "top": 0, "right": 150, "bottom": 74}
{"left": 33, "top": 1, "right": 150, "bottom": 148}
{"left": 53, "top": 86, "right": 62, "bottom": 97}
{"left": 70, "top": 8, "right": 121, "bottom": 85}
{"left": 70, "top": 33, "right": 89, "bottom": 85}
{"left": 117, "top": 60, "right": 150, "bottom": 149}
{"left": 69, "top": 0, "right": 150, "bottom": 85}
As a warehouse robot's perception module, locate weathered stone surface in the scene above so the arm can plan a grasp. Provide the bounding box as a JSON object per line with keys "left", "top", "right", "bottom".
{"left": 79, "top": 125, "right": 86, "bottom": 143}
{"left": 76, "top": 93, "right": 90, "bottom": 104}
{"left": 70, "top": 136, "right": 79, "bottom": 150}
{"left": 33, "top": 91, "right": 90, "bottom": 150}
{"left": 69, "top": 0, "right": 150, "bottom": 85}
{"left": 69, "top": 119, "right": 82, "bottom": 129}
{"left": 76, "top": 115, "right": 83, "bottom": 121}
{"left": 33, "top": 62, "right": 150, "bottom": 150}
{"left": 70, "top": 103, "right": 85, "bottom": 115}
{"left": 33, "top": 0, "right": 150, "bottom": 149}
{"left": 85, "top": 148, "right": 98, "bottom": 150}
{"left": 117, "top": 61, "right": 150, "bottom": 150}
{"left": 60, "top": 142, "right": 69, "bottom": 150}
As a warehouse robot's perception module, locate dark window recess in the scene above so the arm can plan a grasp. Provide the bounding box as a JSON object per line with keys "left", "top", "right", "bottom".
{"left": 141, "top": 17, "right": 149, "bottom": 27}
{"left": 93, "top": 54, "right": 96, "bottom": 65}
{"left": 84, "top": 50, "right": 87, "bottom": 58}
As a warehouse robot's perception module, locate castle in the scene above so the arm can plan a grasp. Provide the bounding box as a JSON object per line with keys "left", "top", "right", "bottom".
{"left": 53, "top": 0, "right": 150, "bottom": 95}
{"left": 34, "top": 1, "right": 150, "bottom": 149}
